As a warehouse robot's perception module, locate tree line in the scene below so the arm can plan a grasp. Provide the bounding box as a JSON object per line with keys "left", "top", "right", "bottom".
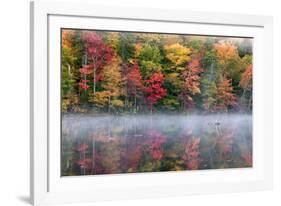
{"left": 62, "top": 29, "right": 253, "bottom": 114}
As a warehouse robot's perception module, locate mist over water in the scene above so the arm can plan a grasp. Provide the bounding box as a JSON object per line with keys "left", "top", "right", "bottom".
{"left": 62, "top": 114, "right": 252, "bottom": 176}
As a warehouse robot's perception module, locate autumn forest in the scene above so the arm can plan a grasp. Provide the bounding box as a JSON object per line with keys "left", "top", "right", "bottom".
{"left": 61, "top": 29, "right": 253, "bottom": 176}
{"left": 62, "top": 30, "right": 252, "bottom": 114}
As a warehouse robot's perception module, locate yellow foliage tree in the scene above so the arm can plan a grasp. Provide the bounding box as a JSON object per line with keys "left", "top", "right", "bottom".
{"left": 90, "top": 57, "right": 124, "bottom": 112}
{"left": 105, "top": 32, "right": 120, "bottom": 52}
{"left": 90, "top": 91, "right": 111, "bottom": 108}
{"left": 164, "top": 43, "right": 191, "bottom": 66}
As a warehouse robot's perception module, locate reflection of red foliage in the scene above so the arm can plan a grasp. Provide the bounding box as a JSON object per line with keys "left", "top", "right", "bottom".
{"left": 151, "top": 150, "right": 163, "bottom": 160}
{"left": 78, "top": 158, "right": 92, "bottom": 170}
{"left": 96, "top": 135, "right": 117, "bottom": 143}
{"left": 125, "top": 144, "right": 142, "bottom": 171}
{"left": 121, "top": 136, "right": 143, "bottom": 172}
{"left": 242, "top": 152, "right": 252, "bottom": 166}
{"left": 92, "top": 151, "right": 103, "bottom": 174}
{"left": 183, "top": 137, "right": 201, "bottom": 170}
{"left": 77, "top": 143, "right": 89, "bottom": 153}
{"left": 146, "top": 130, "right": 166, "bottom": 161}
{"left": 239, "top": 144, "right": 252, "bottom": 166}
{"left": 217, "top": 132, "right": 234, "bottom": 158}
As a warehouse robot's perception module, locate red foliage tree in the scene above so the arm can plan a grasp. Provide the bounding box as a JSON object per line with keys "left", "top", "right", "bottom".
{"left": 78, "top": 79, "right": 90, "bottom": 91}
{"left": 126, "top": 63, "right": 144, "bottom": 111}
{"left": 79, "top": 32, "right": 114, "bottom": 93}
{"left": 144, "top": 73, "right": 167, "bottom": 112}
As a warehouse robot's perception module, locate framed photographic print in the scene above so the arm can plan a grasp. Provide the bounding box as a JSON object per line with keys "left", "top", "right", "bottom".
{"left": 30, "top": 0, "right": 273, "bottom": 205}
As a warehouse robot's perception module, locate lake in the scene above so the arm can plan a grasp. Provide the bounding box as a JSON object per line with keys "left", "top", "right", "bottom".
{"left": 61, "top": 114, "right": 252, "bottom": 176}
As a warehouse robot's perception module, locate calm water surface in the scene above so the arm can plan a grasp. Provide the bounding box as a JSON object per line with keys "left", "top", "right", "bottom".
{"left": 61, "top": 114, "right": 252, "bottom": 176}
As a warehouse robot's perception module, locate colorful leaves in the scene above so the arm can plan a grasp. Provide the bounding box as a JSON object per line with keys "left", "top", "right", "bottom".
{"left": 89, "top": 91, "right": 111, "bottom": 108}
{"left": 164, "top": 43, "right": 191, "bottom": 66}
{"left": 145, "top": 130, "right": 167, "bottom": 161}
{"left": 214, "top": 43, "right": 239, "bottom": 65}
{"left": 126, "top": 63, "right": 143, "bottom": 97}
{"left": 79, "top": 31, "right": 115, "bottom": 96}
{"left": 183, "top": 137, "right": 201, "bottom": 170}
{"left": 180, "top": 54, "right": 203, "bottom": 107}
{"left": 82, "top": 31, "right": 114, "bottom": 64}
{"left": 240, "top": 64, "right": 253, "bottom": 91}
{"left": 216, "top": 78, "right": 237, "bottom": 111}
{"left": 78, "top": 80, "right": 90, "bottom": 91}
{"left": 62, "top": 29, "right": 252, "bottom": 113}
{"left": 62, "top": 115, "right": 252, "bottom": 175}
{"left": 79, "top": 65, "right": 93, "bottom": 75}
{"left": 61, "top": 29, "right": 253, "bottom": 176}
{"left": 77, "top": 143, "right": 89, "bottom": 153}
{"left": 240, "top": 148, "right": 253, "bottom": 166}
{"left": 100, "top": 57, "right": 122, "bottom": 96}
{"left": 217, "top": 133, "right": 234, "bottom": 157}
{"left": 77, "top": 158, "right": 92, "bottom": 170}
{"left": 144, "top": 73, "right": 167, "bottom": 109}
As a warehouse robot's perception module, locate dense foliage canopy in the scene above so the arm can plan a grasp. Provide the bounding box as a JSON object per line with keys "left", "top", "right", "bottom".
{"left": 62, "top": 30, "right": 253, "bottom": 114}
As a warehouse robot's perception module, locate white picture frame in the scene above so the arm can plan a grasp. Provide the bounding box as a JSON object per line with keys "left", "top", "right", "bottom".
{"left": 30, "top": 0, "right": 273, "bottom": 205}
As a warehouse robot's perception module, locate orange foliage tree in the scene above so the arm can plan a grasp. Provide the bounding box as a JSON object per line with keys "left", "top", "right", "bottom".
{"left": 214, "top": 43, "right": 239, "bottom": 65}
{"left": 180, "top": 54, "right": 203, "bottom": 108}
{"left": 240, "top": 64, "right": 253, "bottom": 91}
{"left": 239, "top": 64, "right": 253, "bottom": 109}
{"left": 215, "top": 78, "right": 237, "bottom": 112}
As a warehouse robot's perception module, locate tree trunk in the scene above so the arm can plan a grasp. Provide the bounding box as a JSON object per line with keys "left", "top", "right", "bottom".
{"left": 92, "top": 57, "right": 97, "bottom": 96}
{"left": 67, "top": 64, "right": 71, "bottom": 76}
{"left": 134, "top": 95, "right": 137, "bottom": 112}
{"left": 134, "top": 87, "right": 137, "bottom": 112}
{"left": 241, "top": 89, "right": 246, "bottom": 110}
{"left": 93, "top": 69, "right": 96, "bottom": 95}
{"left": 248, "top": 93, "right": 252, "bottom": 109}
{"left": 91, "top": 136, "right": 96, "bottom": 175}
{"left": 84, "top": 51, "right": 88, "bottom": 66}
{"left": 83, "top": 151, "right": 86, "bottom": 175}
{"left": 124, "top": 79, "right": 128, "bottom": 109}
{"left": 150, "top": 111, "right": 152, "bottom": 129}
{"left": 108, "top": 95, "right": 111, "bottom": 113}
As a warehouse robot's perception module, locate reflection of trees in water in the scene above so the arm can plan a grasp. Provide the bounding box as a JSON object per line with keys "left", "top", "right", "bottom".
{"left": 61, "top": 115, "right": 252, "bottom": 176}
{"left": 183, "top": 137, "right": 201, "bottom": 170}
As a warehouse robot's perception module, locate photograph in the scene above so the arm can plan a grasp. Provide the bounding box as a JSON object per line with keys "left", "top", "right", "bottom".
{"left": 61, "top": 29, "right": 253, "bottom": 176}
